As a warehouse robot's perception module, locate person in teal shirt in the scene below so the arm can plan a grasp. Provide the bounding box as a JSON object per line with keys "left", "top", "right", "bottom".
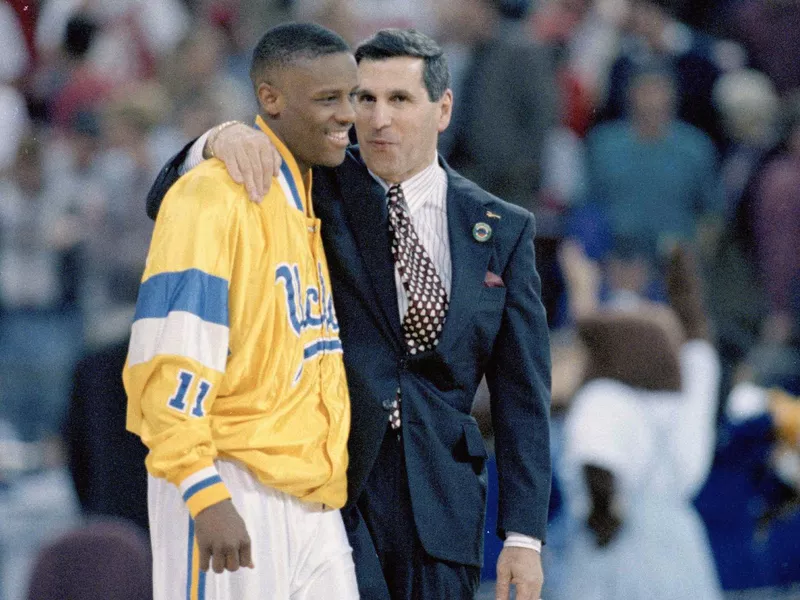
{"left": 585, "top": 65, "right": 723, "bottom": 259}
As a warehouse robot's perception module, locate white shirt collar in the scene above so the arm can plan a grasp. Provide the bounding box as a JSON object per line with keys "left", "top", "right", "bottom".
{"left": 369, "top": 157, "right": 441, "bottom": 193}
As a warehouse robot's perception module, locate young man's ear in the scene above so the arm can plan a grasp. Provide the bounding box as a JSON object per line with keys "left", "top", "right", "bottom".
{"left": 257, "top": 82, "right": 284, "bottom": 118}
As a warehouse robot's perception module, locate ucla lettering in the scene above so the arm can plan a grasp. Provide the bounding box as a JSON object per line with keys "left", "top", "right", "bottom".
{"left": 276, "top": 262, "right": 340, "bottom": 336}
{"left": 276, "top": 263, "right": 342, "bottom": 385}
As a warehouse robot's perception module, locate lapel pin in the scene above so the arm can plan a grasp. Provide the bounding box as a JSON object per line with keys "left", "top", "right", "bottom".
{"left": 486, "top": 210, "right": 501, "bottom": 219}
{"left": 472, "top": 222, "right": 492, "bottom": 243}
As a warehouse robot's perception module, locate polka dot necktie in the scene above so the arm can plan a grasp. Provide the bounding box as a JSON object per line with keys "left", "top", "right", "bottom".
{"left": 386, "top": 183, "right": 449, "bottom": 429}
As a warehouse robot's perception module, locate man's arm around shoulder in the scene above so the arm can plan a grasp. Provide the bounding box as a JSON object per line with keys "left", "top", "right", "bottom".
{"left": 146, "top": 123, "right": 281, "bottom": 220}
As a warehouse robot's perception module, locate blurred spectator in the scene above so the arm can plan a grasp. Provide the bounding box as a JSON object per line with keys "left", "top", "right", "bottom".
{"left": 698, "top": 377, "right": 800, "bottom": 588}
{"left": 0, "top": 468, "right": 80, "bottom": 600}
{"left": 673, "top": 0, "right": 738, "bottom": 37}
{"left": 0, "top": 135, "right": 84, "bottom": 442}
{"left": 26, "top": 519, "right": 151, "bottom": 600}
{"left": 0, "top": 2, "right": 30, "bottom": 169}
{"left": 66, "top": 339, "right": 148, "bottom": 532}
{"left": 538, "top": 121, "right": 587, "bottom": 234}
{"left": 79, "top": 87, "right": 160, "bottom": 342}
{"left": 728, "top": 0, "right": 800, "bottom": 97}
{"left": 584, "top": 65, "right": 724, "bottom": 265}
{"left": 527, "top": 1, "right": 596, "bottom": 230}
{"left": 30, "top": 11, "right": 113, "bottom": 128}
{"left": 293, "top": 0, "right": 438, "bottom": 45}
{"left": 714, "top": 70, "right": 781, "bottom": 219}
{"left": 46, "top": 110, "right": 107, "bottom": 209}
{"left": 0, "top": 0, "right": 29, "bottom": 83}
{"left": 706, "top": 69, "right": 780, "bottom": 390}
{"left": 437, "top": 0, "right": 557, "bottom": 215}
{"left": 160, "top": 24, "right": 252, "bottom": 124}
{"left": 35, "top": 0, "right": 189, "bottom": 84}
{"left": 556, "top": 244, "right": 723, "bottom": 600}
{"left": 0, "top": 83, "right": 29, "bottom": 171}
{"left": 235, "top": 0, "right": 294, "bottom": 48}
{"left": 750, "top": 95, "right": 800, "bottom": 347}
{"left": 437, "top": 0, "right": 560, "bottom": 323}
{"left": 5, "top": 0, "right": 37, "bottom": 65}
{"left": 529, "top": 0, "right": 625, "bottom": 136}
{"left": 600, "top": 0, "right": 744, "bottom": 150}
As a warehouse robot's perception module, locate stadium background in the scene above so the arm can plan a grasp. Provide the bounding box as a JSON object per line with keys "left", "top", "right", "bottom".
{"left": 0, "top": 0, "right": 798, "bottom": 598}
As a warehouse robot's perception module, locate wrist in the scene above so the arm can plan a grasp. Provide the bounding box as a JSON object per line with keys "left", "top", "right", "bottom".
{"left": 176, "top": 465, "right": 231, "bottom": 518}
{"left": 205, "top": 120, "right": 242, "bottom": 160}
{"left": 504, "top": 532, "right": 542, "bottom": 553}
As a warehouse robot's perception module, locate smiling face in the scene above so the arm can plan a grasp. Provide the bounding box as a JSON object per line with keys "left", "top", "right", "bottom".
{"left": 257, "top": 52, "right": 359, "bottom": 174}
{"left": 354, "top": 57, "right": 452, "bottom": 184}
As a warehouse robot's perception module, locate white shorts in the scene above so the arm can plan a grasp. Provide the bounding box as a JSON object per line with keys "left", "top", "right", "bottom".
{"left": 148, "top": 459, "right": 359, "bottom": 600}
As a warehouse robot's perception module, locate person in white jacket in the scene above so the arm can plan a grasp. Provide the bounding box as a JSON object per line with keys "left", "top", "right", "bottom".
{"left": 555, "top": 244, "right": 724, "bottom": 600}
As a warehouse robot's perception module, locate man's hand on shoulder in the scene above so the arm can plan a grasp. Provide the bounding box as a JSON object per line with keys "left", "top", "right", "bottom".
{"left": 204, "top": 122, "right": 281, "bottom": 203}
{"left": 194, "top": 499, "right": 254, "bottom": 574}
{"left": 495, "top": 546, "right": 543, "bottom": 600}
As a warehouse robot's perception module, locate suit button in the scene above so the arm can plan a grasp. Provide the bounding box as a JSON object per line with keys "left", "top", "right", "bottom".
{"left": 399, "top": 357, "right": 408, "bottom": 369}
{"left": 382, "top": 399, "right": 395, "bottom": 411}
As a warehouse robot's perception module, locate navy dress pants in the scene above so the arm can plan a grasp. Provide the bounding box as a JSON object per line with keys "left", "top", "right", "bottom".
{"left": 344, "top": 428, "right": 481, "bottom": 600}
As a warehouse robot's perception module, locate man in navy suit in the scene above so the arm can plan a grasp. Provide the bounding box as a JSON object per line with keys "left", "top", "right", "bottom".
{"left": 145, "top": 28, "right": 551, "bottom": 600}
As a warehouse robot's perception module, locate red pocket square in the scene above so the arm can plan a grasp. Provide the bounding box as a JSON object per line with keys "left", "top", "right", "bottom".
{"left": 483, "top": 271, "right": 505, "bottom": 288}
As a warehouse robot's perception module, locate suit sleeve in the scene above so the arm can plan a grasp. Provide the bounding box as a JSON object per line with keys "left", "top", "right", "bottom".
{"left": 485, "top": 214, "right": 552, "bottom": 542}
{"left": 145, "top": 139, "right": 196, "bottom": 220}
{"left": 125, "top": 171, "right": 238, "bottom": 517}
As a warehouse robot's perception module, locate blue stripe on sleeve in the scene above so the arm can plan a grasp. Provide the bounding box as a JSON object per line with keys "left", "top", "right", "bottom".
{"left": 134, "top": 269, "right": 228, "bottom": 326}
{"left": 182, "top": 475, "right": 224, "bottom": 502}
{"left": 279, "top": 161, "right": 304, "bottom": 212}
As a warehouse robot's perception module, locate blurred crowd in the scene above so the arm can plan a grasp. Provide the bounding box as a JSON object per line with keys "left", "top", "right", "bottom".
{"left": 0, "top": 0, "right": 798, "bottom": 598}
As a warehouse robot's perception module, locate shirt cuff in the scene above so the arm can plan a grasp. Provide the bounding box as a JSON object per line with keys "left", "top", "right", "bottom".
{"left": 504, "top": 532, "right": 542, "bottom": 553}
{"left": 177, "top": 464, "right": 231, "bottom": 517}
{"left": 180, "top": 130, "right": 212, "bottom": 175}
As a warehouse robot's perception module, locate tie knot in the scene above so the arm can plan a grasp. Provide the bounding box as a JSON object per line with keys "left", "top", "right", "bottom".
{"left": 387, "top": 183, "right": 404, "bottom": 207}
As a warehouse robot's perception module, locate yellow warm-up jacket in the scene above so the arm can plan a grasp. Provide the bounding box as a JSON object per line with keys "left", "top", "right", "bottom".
{"left": 124, "top": 117, "right": 350, "bottom": 517}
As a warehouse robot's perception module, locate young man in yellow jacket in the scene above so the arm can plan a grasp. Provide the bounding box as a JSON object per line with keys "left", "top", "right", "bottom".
{"left": 123, "top": 23, "right": 360, "bottom": 600}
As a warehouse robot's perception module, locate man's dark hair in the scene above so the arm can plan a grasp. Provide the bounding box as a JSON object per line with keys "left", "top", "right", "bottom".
{"left": 355, "top": 29, "right": 450, "bottom": 102}
{"left": 249, "top": 23, "right": 351, "bottom": 89}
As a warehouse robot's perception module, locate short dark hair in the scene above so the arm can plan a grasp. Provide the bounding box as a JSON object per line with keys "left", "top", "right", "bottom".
{"left": 249, "top": 23, "right": 351, "bottom": 89}
{"left": 355, "top": 29, "right": 450, "bottom": 102}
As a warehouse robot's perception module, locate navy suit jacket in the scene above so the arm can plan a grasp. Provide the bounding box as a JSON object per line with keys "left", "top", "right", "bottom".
{"left": 146, "top": 144, "right": 552, "bottom": 568}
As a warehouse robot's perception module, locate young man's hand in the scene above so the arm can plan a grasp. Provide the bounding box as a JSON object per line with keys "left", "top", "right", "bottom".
{"left": 204, "top": 122, "right": 281, "bottom": 202}
{"left": 194, "top": 499, "right": 254, "bottom": 573}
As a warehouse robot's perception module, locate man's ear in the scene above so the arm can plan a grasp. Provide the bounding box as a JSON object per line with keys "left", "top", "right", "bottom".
{"left": 257, "top": 82, "right": 284, "bottom": 118}
{"left": 437, "top": 88, "right": 453, "bottom": 133}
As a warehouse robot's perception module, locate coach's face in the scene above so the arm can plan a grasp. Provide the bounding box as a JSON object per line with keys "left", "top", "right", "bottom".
{"left": 355, "top": 57, "right": 452, "bottom": 184}
{"left": 258, "top": 52, "right": 358, "bottom": 172}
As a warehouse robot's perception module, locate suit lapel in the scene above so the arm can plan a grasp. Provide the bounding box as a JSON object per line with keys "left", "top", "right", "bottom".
{"left": 438, "top": 167, "right": 493, "bottom": 354}
{"left": 336, "top": 152, "right": 404, "bottom": 348}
